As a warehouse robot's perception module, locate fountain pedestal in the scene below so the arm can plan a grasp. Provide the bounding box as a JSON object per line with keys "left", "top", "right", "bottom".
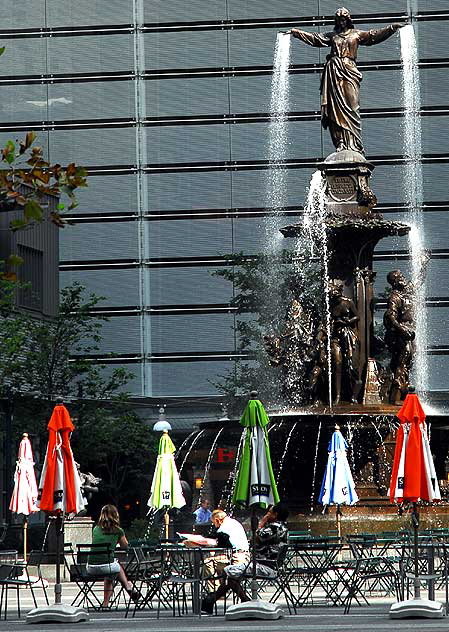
{"left": 277, "top": 150, "right": 410, "bottom": 407}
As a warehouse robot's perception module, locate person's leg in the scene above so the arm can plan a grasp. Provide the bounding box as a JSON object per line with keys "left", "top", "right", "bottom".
{"left": 115, "top": 562, "right": 140, "bottom": 602}
{"left": 203, "top": 556, "right": 228, "bottom": 593}
{"left": 116, "top": 564, "right": 132, "bottom": 591}
{"left": 227, "top": 577, "right": 250, "bottom": 602}
{"left": 102, "top": 578, "right": 114, "bottom": 607}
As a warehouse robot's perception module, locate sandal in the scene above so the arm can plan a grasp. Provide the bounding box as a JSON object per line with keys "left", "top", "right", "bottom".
{"left": 128, "top": 589, "right": 142, "bottom": 603}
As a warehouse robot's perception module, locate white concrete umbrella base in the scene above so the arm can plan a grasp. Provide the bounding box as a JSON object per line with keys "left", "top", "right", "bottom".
{"left": 225, "top": 600, "right": 284, "bottom": 620}
{"left": 389, "top": 598, "right": 444, "bottom": 619}
{"left": 26, "top": 603, "right": 89, "bottom": 624}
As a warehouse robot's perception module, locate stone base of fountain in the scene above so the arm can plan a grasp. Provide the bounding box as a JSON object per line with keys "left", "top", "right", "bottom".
{"left": 291, "top": 503, "right": 449, "bottom": 536}
{"left": 196, "top": 409, "right": 448, "bottom": 535}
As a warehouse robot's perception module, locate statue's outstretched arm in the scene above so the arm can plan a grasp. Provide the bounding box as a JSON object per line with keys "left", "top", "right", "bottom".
{"left": 359, "top": 23, "right": 405, "bottom": 46}
{"left": 290, "top": 29, "right": 331, "bottom": 48}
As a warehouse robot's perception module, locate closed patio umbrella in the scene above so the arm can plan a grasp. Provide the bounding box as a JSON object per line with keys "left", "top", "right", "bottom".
{"left": 229, "top": 392, "right": 281, "bottom": 618}
{"left": 388, "top": 388, "right": 443, "bottom": 619}
{"left": 9, "top": 433, "right": 39, "bottom": 560}
{"left": 318, "top": 425, "right": 358, "bottom": 537}
{"left": 148, "top": 430, "right": 185, "bottom": 539}
{"left": 27, "top": 402, "right": 88, "bottom": 623}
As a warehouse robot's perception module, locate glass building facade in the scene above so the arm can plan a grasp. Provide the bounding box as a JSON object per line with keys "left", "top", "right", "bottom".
{"left": 1, "top": 1, "right": 448, "bottom": 419}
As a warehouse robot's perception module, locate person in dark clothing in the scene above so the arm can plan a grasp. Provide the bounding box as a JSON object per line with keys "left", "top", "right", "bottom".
{"left": 201, "top": 503, "right": 289, "bottom": 613}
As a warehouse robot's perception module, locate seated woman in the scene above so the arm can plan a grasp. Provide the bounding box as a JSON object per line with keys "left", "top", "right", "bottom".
{"left": 86, "top": 504, "right": 140, "bottom": 608}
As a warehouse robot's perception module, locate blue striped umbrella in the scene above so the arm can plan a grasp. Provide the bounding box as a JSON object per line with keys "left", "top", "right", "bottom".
{"left": 319, "top": 426, "right": 358, "bottom": 535}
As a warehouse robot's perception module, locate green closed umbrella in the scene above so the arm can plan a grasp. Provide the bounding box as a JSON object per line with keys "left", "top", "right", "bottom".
{"left": 232, "top": 392, "right": 279, "bottom": 600}
{"left": 148, "top": 430, "right": 186, "bottom": 539}
{"left": 232, "top": 398, "right": 279, "bottom": 509}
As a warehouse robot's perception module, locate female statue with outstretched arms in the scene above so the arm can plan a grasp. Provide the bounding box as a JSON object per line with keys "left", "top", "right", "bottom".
{"left": 287, "top": 8, "right": 404, "bottom": 154}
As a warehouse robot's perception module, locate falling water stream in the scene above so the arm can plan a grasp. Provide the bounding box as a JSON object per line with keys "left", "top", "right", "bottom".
{"left": 266, "top": 32, "right": 291, "bottom": 223}
{"left": 178, "top": 429, "right": 205, "bottom": 476}
{"left": 400, "top": 24, "right": 428, "bottom": 397}
{"left": 198, "top": 427, "right": 224, "bottom": 499}
{"left": 276, "top": 421, "right": 297, "bottom": 486}
{"left": 261, "top": 32, "right": 292, "bottom": 336}
{"left": 224, "top": 429, "right": 247, "bottom": 514}
{"left": 310, "top": 419, "right": 323, "bottom": 512}
{"left": 302, "top": 171, "right": 333, "bottom": 406}
{"left": 175, "top": 430, "right": 198, "bottom": 460}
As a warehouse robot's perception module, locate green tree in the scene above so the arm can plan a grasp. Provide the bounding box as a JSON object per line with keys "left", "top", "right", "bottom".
{"left": 71, "top": 405, "right": 158, "bottom": 508}
{"left": 212, "top": 249, "right": 324, "bottom": 415}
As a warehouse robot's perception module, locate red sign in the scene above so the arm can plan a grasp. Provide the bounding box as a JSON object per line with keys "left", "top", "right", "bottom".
{"left": 216, "top": 448, "right": 235, "bottom": 463}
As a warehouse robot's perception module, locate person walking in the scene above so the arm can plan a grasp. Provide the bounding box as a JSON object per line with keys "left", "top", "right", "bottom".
{"left": 86, "top": 504, "right": 140, "bottom": 608}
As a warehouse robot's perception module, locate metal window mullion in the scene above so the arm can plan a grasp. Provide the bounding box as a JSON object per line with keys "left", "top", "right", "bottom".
{"left": 133, "top": 0, "right": 150, "bottom": 397}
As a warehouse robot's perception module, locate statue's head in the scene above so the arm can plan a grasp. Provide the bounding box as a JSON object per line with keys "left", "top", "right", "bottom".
{"left": 387, "top": 269, "right": 406, "bottom": 289}
{"left": 328, "top": 279, "right": 344, "bottom": 298}
{"left": 334, "top": 7, "right": 354, "bottom": 31}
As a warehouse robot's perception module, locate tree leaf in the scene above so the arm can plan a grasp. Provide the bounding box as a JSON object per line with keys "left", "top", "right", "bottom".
{"left": 7, "top": 254, "right": 23, "bottom": 266}
{"left": 10, "top": 218, "right": 27, "bottom": 231}
{"left": 24, "top": 199, "right": 43, "bottom": 222}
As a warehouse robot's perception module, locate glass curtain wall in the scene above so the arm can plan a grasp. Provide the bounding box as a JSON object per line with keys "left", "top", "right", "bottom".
{"left": 0, "top": 1, "right": 448, "bottom": 402}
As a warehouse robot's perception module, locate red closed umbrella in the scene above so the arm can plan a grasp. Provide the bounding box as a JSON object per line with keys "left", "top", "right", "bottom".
{"left": 389, "top": 390, "right": 442, "bottom": 616}
{"left": 389, "top": 393, "right": 440, "bottom": 505}
{"left": 28, "top": 403, "right": 88, "bottom": 621}
{"left": 37, "top": 404, "right": 86, "bottom": 516}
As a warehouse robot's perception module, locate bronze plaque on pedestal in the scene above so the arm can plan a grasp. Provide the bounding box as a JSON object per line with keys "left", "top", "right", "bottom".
{"left": 328, "top": 175, "right": 357, "bottom": 202}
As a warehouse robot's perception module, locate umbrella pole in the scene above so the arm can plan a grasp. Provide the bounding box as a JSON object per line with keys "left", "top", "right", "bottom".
{"left": 336, "top": 505, "right": 342, "bottom": 539}
{"left": 54, "top": 514, "right": 63, "bottom": 605}
{"left": 23, "top": 516, "right": 28, "bottom": 562}
{"left": 412, "top": 502, "right": 421, "bottom": 600}
{"left": 251, "top": 506, "right": 258, "bottom": 601}
{"left": 164, "top": 509, "right": 169, "bottom": 540}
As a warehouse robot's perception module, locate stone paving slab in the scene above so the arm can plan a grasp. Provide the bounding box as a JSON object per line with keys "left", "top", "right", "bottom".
{"left": 1, "top": 583, "right": 448, "bottom": 632}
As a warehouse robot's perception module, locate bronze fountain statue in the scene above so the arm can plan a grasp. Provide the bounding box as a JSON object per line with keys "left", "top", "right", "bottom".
{"left": 287, "top": 7, "right": 403, "bottom": 154}
{"left": 264, "top": 9, "right": 424, "bottom": 409}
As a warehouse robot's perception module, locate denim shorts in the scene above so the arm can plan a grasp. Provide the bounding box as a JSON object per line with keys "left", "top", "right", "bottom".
{"left": 86, "top": 560, "right": 120, "bottom": 575}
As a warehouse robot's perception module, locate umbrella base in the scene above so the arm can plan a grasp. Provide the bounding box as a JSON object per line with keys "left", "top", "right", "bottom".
{"left": 225, "top": 600, "right": 284, "bottom": 620}
{"left": 389, "top": 598, "right": 444, "bottom": 619}
{"left": 26, "top": 603, "right": 89, "bottom": 624}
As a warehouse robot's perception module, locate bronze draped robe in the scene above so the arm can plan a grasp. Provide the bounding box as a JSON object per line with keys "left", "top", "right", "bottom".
{"left": 292, "top": 25, "right": 398, "bottom": 153}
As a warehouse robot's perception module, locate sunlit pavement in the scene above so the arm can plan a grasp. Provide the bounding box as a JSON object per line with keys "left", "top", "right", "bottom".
{"left": 1, "top": 584, "right": 449, "bottom": 631}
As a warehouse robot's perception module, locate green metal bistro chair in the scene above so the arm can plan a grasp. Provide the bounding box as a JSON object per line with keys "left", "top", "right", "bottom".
{"left": 65, "top": 543, "right": 118, "bottom": 611}
{"left": 157, "top": 545, "right": 204, "bottom": 618}
{"left": 0, "top": 549, "right": 49, "bottom": 620}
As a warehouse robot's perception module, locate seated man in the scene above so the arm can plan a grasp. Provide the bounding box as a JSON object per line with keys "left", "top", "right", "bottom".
{"left": 193, "top": 499, "right": 212, "bottom": 525}
{"left": 201, "top": 502, "right": 289, "bottom": 613}
{"left": 183, "top": 509, "right": 249, "bottom": 610}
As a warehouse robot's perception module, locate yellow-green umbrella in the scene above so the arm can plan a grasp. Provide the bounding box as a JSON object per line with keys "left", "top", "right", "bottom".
{"left": 148, "top": 430, "right": 185, "bottom": 538}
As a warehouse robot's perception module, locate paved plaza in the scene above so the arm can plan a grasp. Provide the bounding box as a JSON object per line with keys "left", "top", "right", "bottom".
{"left": 1, "top": 582, "right": 449, "bottom": 632}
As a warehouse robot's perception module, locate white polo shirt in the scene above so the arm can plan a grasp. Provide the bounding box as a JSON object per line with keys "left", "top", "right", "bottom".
{"left": 217, "top": 516, "right": 249, "bottom": 551}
